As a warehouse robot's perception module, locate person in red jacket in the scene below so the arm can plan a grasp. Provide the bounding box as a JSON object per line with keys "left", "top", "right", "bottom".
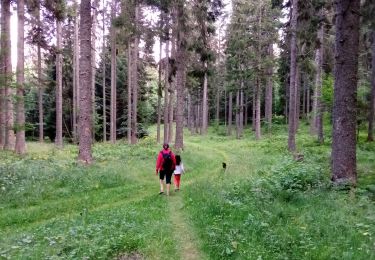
{"left": 156, "top": 143, "right": 176, "bottom": 196}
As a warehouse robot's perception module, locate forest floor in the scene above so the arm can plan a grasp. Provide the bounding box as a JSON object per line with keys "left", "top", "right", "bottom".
{"left": 0, "top": 123, "right": 375, "bottom": 259}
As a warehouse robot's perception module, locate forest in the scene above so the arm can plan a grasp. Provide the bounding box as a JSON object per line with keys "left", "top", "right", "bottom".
{"left": 0, "top": 0, "right": 375, "bottom": 259}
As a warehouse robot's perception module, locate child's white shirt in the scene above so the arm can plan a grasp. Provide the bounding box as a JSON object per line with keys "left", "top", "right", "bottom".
{"left": 174, "top": 163, "right": 184, "bottom": 175}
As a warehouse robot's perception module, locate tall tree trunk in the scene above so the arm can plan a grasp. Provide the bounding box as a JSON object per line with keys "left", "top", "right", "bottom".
{"left": 188, "top": 93, "right": 192, "bottom": 132}
{"left": 285, "top": 79, "right": 289, "bottom": 124}
{"left": 36, "top": 3, "right": 44, "bottom": 143}
{"left": 302, "top": 74, "right": 306, "bottom": 118}
{"left": 306, "top": 78, "right": 310, "bottom": 116}
{"left": 224, "top": 89, "right": 227, "bottom": 126}
{"left": 255, "top": 78, "right": 261, "bottom": 140}
{"left": 317, "top": 24, "right": 324, "bottom": 144}
{"left": 168, "top": 88, "right": 174, "bottom": 143}
{"left": 244, "top": 93, "right": 248, "bottom": 127}
{"left": 295, "top": 64, "right": 300, "bottom": 131}
{"left": 236, "top": 89, "right": 240, "bottom": 139}
{"left": 2, "top": 0, "right": 14, "bottom": 150}
{"left": 331, "top": 0, "right": 360, "bottom": 184}
{"left": 91, "top": 0, "right": 99, "bottom": 141}
{"left": 215, "top": 84, "right": 220, "bottom": 125}
{"left": 169, "top": 27, "right": 176, "bottom": 143}
{"left": 102, "top": 0, "right": 106, "bottom": 142}
{"left": 174, "top": 0, "right": 186, "bottom": 150}
{"left": 287, "top": 0, "right": 298, "bottom": 152}
{"left": 367, "top": 30, "right": 375, "bottom": 142}
{"left": 15, "top": 0, "right": 26, "bottom": 154}
{"left": 195, "top": 102, "right": 200, "bottom": 134}
{"left": 55, "top": 20, "right": 63, "bottom": 148}
{"left": 175, "top": 4, "right": 186, "bottom": 150}
{"left": 202, "top": 63, "right": 208, "bottom": 134}
{"left": 227, "top": 92, "right": 232, "bottom": 135}
{"left": 240, "top": 88, "right": 244, "bottom": 137}
{"left": 0, "top": 0, "right": 5, "bottom": 149}
{"left": 110, "top": 0, "right": 116, "bottom": 144}
{"left": 73, "top": 3, "right": 79, "bottom": 143}
{"left": 127, "top": 41, "right": 132, "bottom": 143}
{"left": 156, "top": 30, "right": 163, "bottom": 143}
{"left": 265, "top": 44, "right": 273, "bottom": 131}
{"left": 311, "top": 51, "right": 320, "bottom": 134}
{"left": 252, "top": 88, "right": 256, "bottom": 131}
{"left": 78, "top": 0, "right": 93, "bottom": 164}
{"left": 163, "top": 19, "right": 170, "bottom": 144}
{"left": 131, "top": 4, "right": 139, "bottom": 144}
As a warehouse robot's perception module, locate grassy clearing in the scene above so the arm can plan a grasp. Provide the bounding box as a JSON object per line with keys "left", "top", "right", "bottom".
{"left": 0, "top": 124, "right": 374, "bottom": 259}
{"left": 183, "top": 125, "right": 375, "bottom": 259}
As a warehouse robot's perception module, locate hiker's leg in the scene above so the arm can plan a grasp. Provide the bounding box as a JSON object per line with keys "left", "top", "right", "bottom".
{"left": 175, "top": 175, "right": 181, "bottom": 189}
{"left": 159, "top": 171, "right": 165, "bottom": 193}
{"left": 159, "top": 179, "right": 164, "bottom": 192}
{"left": 166, "top": 171, "right": 172, "bottom": 196}
{"left": 173, "top": 175, "right": 178, "bottom": 190}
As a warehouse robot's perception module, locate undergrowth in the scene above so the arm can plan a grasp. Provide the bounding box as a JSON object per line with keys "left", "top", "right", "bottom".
{"left": 0, "top": 126, "right": 374, "bottom": 259}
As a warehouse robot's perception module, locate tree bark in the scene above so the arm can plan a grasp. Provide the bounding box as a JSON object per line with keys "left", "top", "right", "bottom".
{"left": 295, "top": 64, "right": 300, "bottom": 131}
{"left": 36, "top": 2, "right": 44, "bottom": 143}
{"left": 163, "top": 18, "right": 170, "bottom": 144}
{"left": 306, "top": 77, "right": 310, "bottom": 116}
{"left": 169, "top": 26, "right": 176, "bottom": 143}
{"left": 331, "top": 0, "right": 360, "bottom": 184}
{"left": 110, "top": 0, "right": 116, "bottom": 144}
{"left": 215, "top": 84, "right": 220, "bottom": 125}
{"left": 255, "top": 78, "right": 261, "bottom": 140}
{"left": 265, "top": 44, "right": 273, "bottom": 131}
{"left": 317, "top": 24, "right": 324, "bottom": 144}
{"left": 156, "top": 27, "right": 163, "bottom": 143}
{"left": 302, "top": 74, "right": 306, "bottom": 118}
{"left": 0, "top": 0, "right": 5, "bottom": 149}
{"left": 1, "top": 0, "right": 14, "bottom": 150}
{"left": 239, "top": 88, "right": 244, "bottom": 137}
{"left": 311, "top": 51, "right": 320, "bottom": 134}
{"left": 127, "top": 40, "right": 132, "bottom": 143}
{"left": 287, "top": 0, "right": 298, "bottom": 152}
{"left": 252, "top": 87, "right": 256, "bottom": 131}
{"left": 55, "top": 20, "right": 63, "bottom": 148}
{"left": 285, "top": 79, "right": 289, "bottom": 124}
{"left": 244, "top": 93, "right": 248, "bottom": 127}
{"left": 168, "top": 87, "right": 174, "bottom": 143}
{"left": 174, "top": 0, "right": 186, "bottom": 150}
{"left": 73, "top": 2, "right": 79, "bottom": 143}
{"left": 131, "top": 3, "right": 139, "bottom": 144}
{"left": 202, "top": 62, "right": 208, "bottom": 134}
{"left": 91, "top": 0, "right": 99, "bottom": 141}
{"left": 15, "top": 0, "right": 26, "bottom": 154}
{"left": 102, "top": 0, "right": 107, "bottom": 142}
{"left": 224, "top": 89, "right": 227, "bottom": 127}
{"left": 187, "top": 93, "right": 192, "bottom": 132}
{"left": 195, "top": 102, "right": 200, "bottom": 134}
{"left": 367, "top": 30, "right": 375, "bottom": 142}
{"left": 78, "top": 0, "right": 93, "bottom": 164}
{"left": 227, "top": 92, "right": 233, "bottom": 135}
{"left": 235, "top": 89, "right": 240, "bottom": 139}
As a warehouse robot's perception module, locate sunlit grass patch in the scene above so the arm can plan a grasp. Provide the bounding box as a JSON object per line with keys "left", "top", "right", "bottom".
{"left": 1, "top": 124, "right": 374, "bottom": 259}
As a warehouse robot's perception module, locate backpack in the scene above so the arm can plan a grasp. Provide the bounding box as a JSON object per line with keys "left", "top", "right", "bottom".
{"left": 161, "top": 151, "right": 172, "bottom": 170}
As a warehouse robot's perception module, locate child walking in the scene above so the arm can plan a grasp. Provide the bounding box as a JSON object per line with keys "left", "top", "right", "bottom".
{"left": 173, "top": 155, "right": 185, "bottom": 191}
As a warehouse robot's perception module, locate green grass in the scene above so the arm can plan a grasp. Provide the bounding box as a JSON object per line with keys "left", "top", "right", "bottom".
{"left": 0, "top": 124, "right": 374, "bottom": 259}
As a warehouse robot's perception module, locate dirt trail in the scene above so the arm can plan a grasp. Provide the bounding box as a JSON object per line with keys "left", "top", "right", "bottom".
{"left": 163, "top": 140, "right": 228, "bottom": 259}
{"left": 167, "top": 193, "right": 207, "bottom": 260}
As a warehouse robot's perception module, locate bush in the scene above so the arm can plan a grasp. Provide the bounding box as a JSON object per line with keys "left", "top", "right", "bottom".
{"left": 272, "top": 115, "right": 286, "bottom": 125}
{"left": 274, "top": 159, "right": 328, "bottom": 192}
{"left": 248, "top": 158, "right": 329, "bottom": 203}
